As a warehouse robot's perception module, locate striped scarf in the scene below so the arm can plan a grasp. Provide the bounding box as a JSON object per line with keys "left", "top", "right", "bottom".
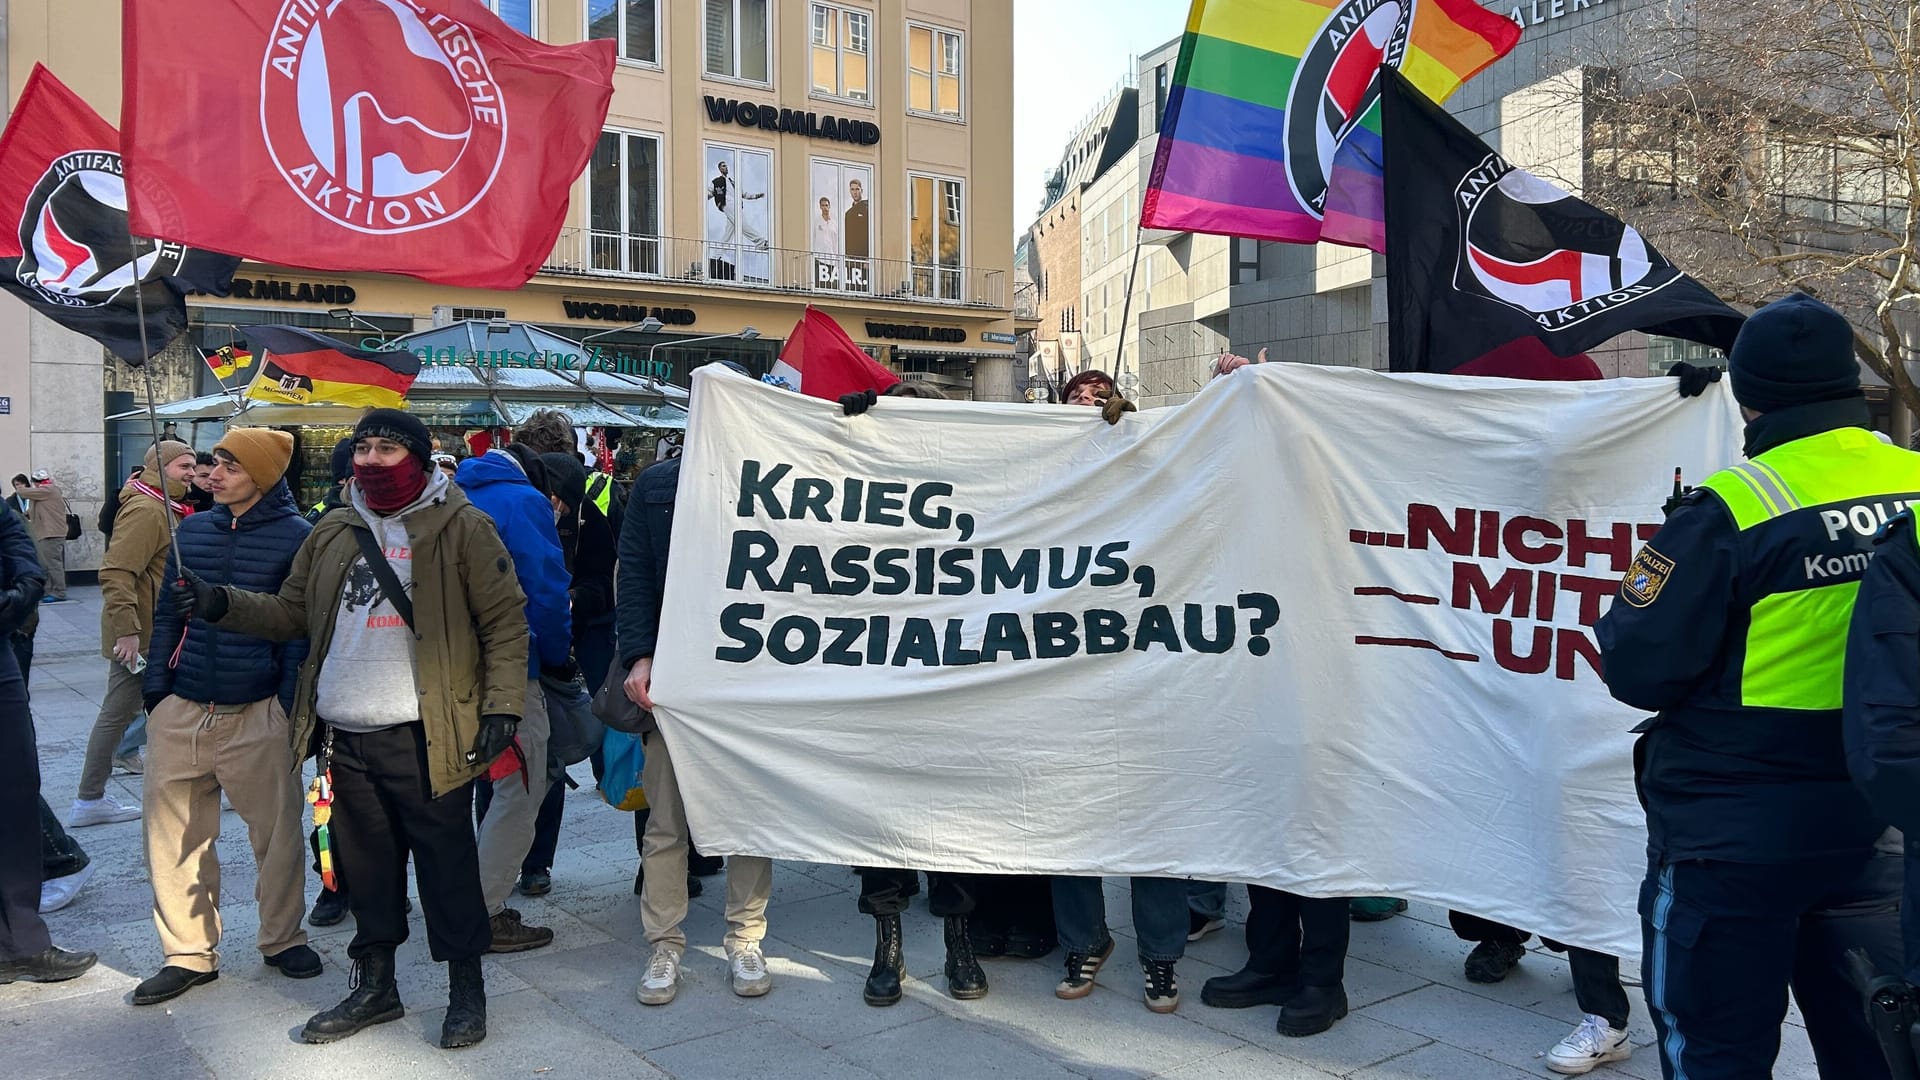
{"left": 129, "top": 477, "right": 191, "bottom": 517}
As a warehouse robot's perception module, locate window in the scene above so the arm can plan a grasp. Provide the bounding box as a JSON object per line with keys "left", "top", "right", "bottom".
{"left": 703, "top": 143, "right": 774, "bottom": 283}
{"left": 587, "top": 130, "right": 662, "bottom": 275}
{"left": 910, "top": 173, "right": 963, "bottom": 300}
{"left": 908, "top": 23, "right": 963, "bottom": 119}
{"left": 705, "top": 0, "right": 771, "bottom": 84}
{"left": 809, "top": 158, "right": 874, "bottom": 292}
{"left": 811, "top": 4, "right": 871, "bottom": 103}
{"left": 1153, "top": 62, "right": 1170, "bottom": 130}
{"left": 486, "top": 0, "right": 535, "bottom": 36}
{"left": 587, "top": 0, "right": 656, "bottom": 65}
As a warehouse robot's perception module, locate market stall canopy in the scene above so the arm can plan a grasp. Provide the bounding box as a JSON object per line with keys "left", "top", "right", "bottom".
{"left": 113, "top": 321, "right": 691, "bottom": 430}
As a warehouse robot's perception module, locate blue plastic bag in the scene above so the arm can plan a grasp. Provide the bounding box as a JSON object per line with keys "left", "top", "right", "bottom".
{"left": 598, "top": 728, "right": 647, "bottom": 811}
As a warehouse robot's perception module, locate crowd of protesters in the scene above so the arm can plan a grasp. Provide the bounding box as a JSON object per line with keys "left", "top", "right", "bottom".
{"left": 1, "top": 308, "right": 1912, "bottom": 1079}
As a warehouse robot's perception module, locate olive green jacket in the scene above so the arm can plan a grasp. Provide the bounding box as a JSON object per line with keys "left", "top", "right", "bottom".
{"left": 219, "top": 480, "right": 529, "bottom": 797}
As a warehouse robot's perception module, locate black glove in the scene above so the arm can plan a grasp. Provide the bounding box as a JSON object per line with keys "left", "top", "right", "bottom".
{"left": 143, "top": 691, "right": 168, "bottom": 715}
{"left": 472, "top": 713, "right": 518, "bottom": 764}
{"left": 0, "top": 576, "right": 44, "bottom": 636}
{"left": 1668, "top": 361, "right": 1723, "bottom": 398}
{"left": 840, "top": 388, "right": 877, "bottom": 416}
{"left": 541, "top": 658, "right": 582, "bottom": 685}
{"left": 168, "top": 569, "right": 229, "bottom": 623}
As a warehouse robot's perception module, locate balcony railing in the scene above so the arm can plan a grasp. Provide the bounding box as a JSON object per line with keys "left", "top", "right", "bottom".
{"left": 542, "top": 229, "right": 1008, "bottom": 309}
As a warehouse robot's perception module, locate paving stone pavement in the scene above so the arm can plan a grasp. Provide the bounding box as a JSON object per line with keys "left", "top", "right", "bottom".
{"left": 5, "top": 588, "right": 1822, "bottom": 1079}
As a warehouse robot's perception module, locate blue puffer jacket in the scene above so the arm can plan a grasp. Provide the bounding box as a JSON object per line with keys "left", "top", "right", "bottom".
{"left": 456, "top": 450, "right": 573, "bottom": 676}
{"left": 145, "top": 480, "right": 310, "bottom": 709}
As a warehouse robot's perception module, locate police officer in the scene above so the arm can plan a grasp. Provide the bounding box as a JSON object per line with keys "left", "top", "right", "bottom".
{"left": 1597, "top": 293, "right": 1912, "bottom": 1080}
{"left": 1845, "top": 509, "right": 1920, "bottom": 996}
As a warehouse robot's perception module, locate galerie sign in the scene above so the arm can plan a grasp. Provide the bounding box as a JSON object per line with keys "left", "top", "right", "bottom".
{"left": 652, "top": 365, "right": 1743, "bottom": 954}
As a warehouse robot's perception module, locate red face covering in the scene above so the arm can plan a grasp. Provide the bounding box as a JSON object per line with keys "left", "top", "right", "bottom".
{"left": 354, "top": 460, "right": 429, "bottom": 514}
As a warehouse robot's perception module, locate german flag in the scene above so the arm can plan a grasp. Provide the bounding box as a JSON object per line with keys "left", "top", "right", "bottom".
{"left": 239, "top": 325, "right": 419, "bottom": 409}
{"left": 205, "top": 344, "right": 253, "bottom": 379}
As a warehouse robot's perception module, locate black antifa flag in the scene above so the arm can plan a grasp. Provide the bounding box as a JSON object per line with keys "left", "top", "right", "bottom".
{"left": 1380, "top": 70, "right": 1743, "bottom": 377}
{"left": 0, "top": 65, "right": 237, "bottom": 365}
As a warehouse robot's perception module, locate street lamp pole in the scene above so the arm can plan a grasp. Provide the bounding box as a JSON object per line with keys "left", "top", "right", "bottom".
{"left": 648, "top": 327, "right": 761, "bottom": 383}
{"left": 326, "top": 307, "right": 389, "bottom": 339}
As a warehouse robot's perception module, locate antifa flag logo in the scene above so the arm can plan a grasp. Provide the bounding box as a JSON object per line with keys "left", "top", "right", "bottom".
{"left": 15, "top": 150, "right": 186, "bottom": 309}
{"left": 1455, "top": 161, "right": 1682, "bottom": 331}
{"left": 260, "top": 0, "right": 508, "bottom": 234}
{"left": 1286, "top": 0, "right": 1413, "bottom": 216}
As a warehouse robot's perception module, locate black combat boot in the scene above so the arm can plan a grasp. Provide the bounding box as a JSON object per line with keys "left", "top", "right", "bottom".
{"left": 440, "top": 957, "right": 487, "bottom": 1049}
{"left": 943, "top": 915, "right": 988, "bottom": 1000}
{"left": 301, "top": 949, "right": 403, "bottom": 1044}
{"left": 863, "top": 913, "right": 905, "bottom": 1006}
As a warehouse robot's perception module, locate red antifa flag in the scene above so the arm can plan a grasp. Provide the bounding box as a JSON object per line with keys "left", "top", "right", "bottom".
{"left": 122, "top": 0, "right": 615, "bottom": 289}
{"left": 770, "top": 306, "right": 901, "bottom": 401}
{"left": 0, "top": 64, "right": 238, "bottom": 364}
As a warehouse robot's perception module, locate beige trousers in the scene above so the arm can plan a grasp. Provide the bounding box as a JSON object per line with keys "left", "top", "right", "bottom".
{"left": 143, "top": 695, "right": 308, "bottom": 972}
{"left": 640, "top": 728, "right": 772, "bottom": 953}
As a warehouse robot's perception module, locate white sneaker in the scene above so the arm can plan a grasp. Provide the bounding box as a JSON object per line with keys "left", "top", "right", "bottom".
{"left": 728, "top": 943, "right": 772, "bottom": 997}
{"left": 39, "top": 863, "right": 96, "bottom": 913}
{"left": 1546, "top": 1014, "right": 1632, "bottom": 1074}
{"left": 112, "top": 752, "right": 144, "bottom": 775}
{"left": 69, "top": 797, "right": 140, "bottom": 828}
{"left": 636, "top": 945, "right": 681, "bottom": 1006}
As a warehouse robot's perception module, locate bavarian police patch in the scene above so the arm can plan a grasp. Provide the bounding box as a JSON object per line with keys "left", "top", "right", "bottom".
{"left": 1621, "top": 545, "right": 1675, "bottom": 608}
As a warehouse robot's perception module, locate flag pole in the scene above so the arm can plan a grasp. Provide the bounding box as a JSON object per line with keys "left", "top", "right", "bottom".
{"left": 1110, "top": 224, "right": 1146, "bottom": 397}
{"left": 122, "top": 231, "right": 186, "bottom": 583}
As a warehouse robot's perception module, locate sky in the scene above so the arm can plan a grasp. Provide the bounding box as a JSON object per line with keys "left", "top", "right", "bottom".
{"left": 1012, "top": 0, "right": 1191, "bottom": 230}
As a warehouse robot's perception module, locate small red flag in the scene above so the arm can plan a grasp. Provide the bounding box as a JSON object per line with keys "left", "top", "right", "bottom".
{"left": 771, "top": 306, "right": 901, "bottom": 401}
{"left": 122, "top": 0, "right": 615, "bottom": 289}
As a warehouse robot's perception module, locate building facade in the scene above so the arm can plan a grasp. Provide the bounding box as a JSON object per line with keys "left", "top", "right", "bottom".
{"left": 1051, "top": 0, "right": 1905, "bottom": 424}
{"left": 0, "top": 0, "right": 1017, "bottom": 569}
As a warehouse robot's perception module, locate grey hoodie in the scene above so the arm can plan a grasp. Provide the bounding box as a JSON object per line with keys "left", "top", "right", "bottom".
{"left": 314, "top": 470, "right": 450, "bottom": 732}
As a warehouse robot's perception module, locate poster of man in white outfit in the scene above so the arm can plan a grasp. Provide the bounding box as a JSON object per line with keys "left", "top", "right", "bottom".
{"left": 705, "top": 146, "right": 771, "bottom": 283}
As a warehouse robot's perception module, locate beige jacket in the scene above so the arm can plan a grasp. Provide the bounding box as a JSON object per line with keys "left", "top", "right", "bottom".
{"left": 17, "top": 482, "right": 67, "bottom": 541}
{"left": 98, "top": 470, "right": 184, "bottom": 657}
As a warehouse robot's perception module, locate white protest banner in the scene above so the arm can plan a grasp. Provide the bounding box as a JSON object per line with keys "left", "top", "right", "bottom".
{"left": 652, "top": 364, "right": 1744, "bottom": 955}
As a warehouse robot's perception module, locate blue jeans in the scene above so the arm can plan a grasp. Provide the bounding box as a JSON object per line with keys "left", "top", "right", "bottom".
{"left": 115, "top": 714, "right": 147, "bottom": 757}
{"left": 1052, "top": 875, "right": 1189, "bottom": 964}
{"left": 1189, "top": 881, "right": 1227, "bottom": 920}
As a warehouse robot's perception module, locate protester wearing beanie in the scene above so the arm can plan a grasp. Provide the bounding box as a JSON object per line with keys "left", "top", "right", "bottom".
{"left": 1597, "top": 291, "right": 1920, "bottom": 1079}
{"left": 175, "top": 406, "right": 529, "bottom": 1049}
{"left": 132, "top": 424, "right": 319, "bottom": 1005}
{"left": 455, "top": 443, "right": 571, "bottom": 955}
{"left": 69, "top": 435, "right": 203, "bottom": 828}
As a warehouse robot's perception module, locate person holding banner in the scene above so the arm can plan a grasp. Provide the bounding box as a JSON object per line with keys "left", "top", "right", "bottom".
{"left": 1597, "top": 294, "right": 1913, "bottom": 1080}
{"left": 1196, "top": 350, "right": 1356, "bottom": 1037}
{"left": 840, "top": 383, "right": 993, "bottom": 1006}
{"left": 620, "top": 363, "right": 776, "bottom": 1007}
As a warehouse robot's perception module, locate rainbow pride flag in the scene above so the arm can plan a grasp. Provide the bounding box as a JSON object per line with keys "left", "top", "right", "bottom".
{"left": 1141, "top": 0, "right": 1520, "bottom": 252}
